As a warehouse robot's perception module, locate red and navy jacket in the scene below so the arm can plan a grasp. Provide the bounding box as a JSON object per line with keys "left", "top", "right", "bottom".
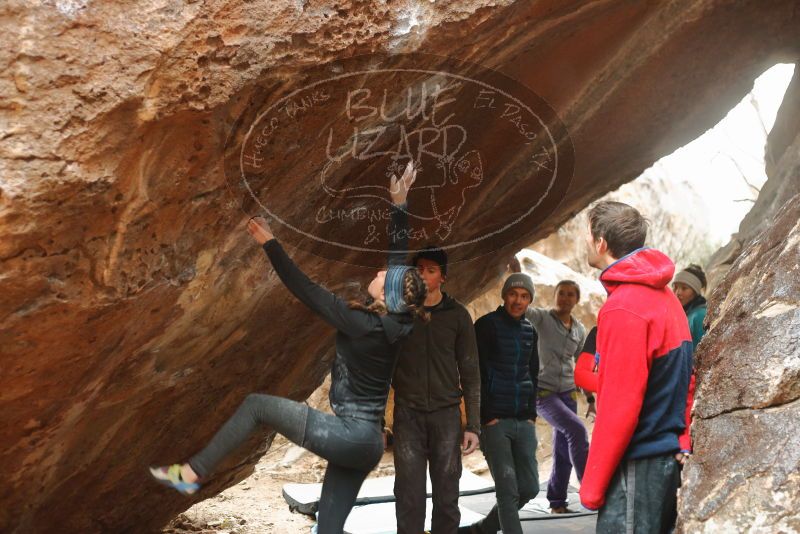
{"left": 579, "top": 248, "right": 693, "bottom": 511}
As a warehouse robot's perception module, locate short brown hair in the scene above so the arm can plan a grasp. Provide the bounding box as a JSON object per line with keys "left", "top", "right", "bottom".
{"left": 555, "top": 280, "right": 580, "bottom": 301}
{"left": 588, "top": 201, "right": 648, "bottom": 258}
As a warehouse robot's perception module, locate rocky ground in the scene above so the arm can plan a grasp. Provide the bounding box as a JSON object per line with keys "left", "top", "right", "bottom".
{"left": 163, "top": 398, "right": 595, "bottom": 534}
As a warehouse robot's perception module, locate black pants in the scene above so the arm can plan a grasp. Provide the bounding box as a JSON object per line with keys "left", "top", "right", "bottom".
{"left": 189, "top": 394, "right": 383, "bottom": 534}
{"left": 474, "top": 419, "right": 539, "bottom": 534}
{"left": 393, "top": 404, "right": 463, "bottom": 533}
{"left": 596, "top": 453, "right": 681, "bottom": 534}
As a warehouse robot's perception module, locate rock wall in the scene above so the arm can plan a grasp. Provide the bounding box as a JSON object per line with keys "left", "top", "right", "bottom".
{"left": 676, "top": 67, "right": 800, "bottom": 533}
{"left": 1, "top": 1, "right": 799, "bottom": 532}
{"left": 676, "top": 193, "right": 800, "bottom": 533}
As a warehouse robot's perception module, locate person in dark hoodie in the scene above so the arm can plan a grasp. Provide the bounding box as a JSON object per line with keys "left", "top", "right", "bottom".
{"left": 391, "top": 246, "right": 481, "bottom": 534}
{"left": 672, "top": 264, "right": 708, "bottom": 349}
{"left": 149, "top": 162, "right": 429, "bottom": 534}
{"left": 460, "top": 273, "right": 539, "bottom": 534}
{"left": 579, "top": 201, "right": 693, "bottom": 533}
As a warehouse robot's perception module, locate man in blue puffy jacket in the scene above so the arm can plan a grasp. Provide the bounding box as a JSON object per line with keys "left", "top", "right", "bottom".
{"left": 460, "top": 273, "right": 540, "bottom": 534}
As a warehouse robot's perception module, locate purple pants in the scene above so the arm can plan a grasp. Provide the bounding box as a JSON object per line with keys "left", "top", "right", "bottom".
{"left": 536, "top": 389, "right": 589, "bottom": 508}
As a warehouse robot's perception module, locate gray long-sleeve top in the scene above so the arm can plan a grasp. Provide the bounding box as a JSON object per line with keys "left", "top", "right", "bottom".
{"left": 525, "top": 307, "right": 586, "bottom": 393}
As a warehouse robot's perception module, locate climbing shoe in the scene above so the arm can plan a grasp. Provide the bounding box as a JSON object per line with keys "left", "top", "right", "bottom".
{"left": 148, "top": 464, "right": 200, "bottom": 495}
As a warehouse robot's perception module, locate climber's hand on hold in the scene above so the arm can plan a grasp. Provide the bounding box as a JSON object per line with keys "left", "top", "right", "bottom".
{"left": 390, "top": 160, "right": 418, "bottom": 205}
{"left": 247, "top": 216, "right": 274, "bottom": 245}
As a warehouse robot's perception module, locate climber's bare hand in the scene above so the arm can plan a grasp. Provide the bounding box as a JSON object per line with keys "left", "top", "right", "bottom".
{"left": 390, "top": 160, "right": 418, "bottom": 205}
{"left": 247, "top": 216, "right": 274, "bottom": 245}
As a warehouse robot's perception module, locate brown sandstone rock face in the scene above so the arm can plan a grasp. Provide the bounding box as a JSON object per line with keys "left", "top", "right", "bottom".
{"left": 1, "top": 1, "right": 799, "bottom": 532}
{"left": 676, "top": 194, "right": 800, "bottom": 533}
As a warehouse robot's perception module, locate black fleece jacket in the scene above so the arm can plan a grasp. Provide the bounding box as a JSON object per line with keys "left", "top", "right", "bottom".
{"left": 392, "top": 293, "right": 481, "bottom": 433}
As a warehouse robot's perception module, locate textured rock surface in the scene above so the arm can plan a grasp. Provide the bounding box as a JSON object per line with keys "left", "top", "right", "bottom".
{"left": 2, "top": 1, "right": 799, "bottom": 532}
{"left": 676, "top": 194, "right": 800, "bottom": 533}
{"left": 676, "top": 62, "right": 800, "bottom": 534}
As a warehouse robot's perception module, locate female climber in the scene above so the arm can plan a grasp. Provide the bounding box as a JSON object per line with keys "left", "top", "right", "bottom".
{"left": 149, "top": 161, "right": 429, "bottom": 534}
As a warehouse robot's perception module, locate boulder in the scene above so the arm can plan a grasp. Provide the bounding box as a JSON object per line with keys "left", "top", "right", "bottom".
{"left": 1, "top": 1, "right": 799, "bottom": 531}
{"left": 676, "top": 193, "right": 800, "bottom": 533}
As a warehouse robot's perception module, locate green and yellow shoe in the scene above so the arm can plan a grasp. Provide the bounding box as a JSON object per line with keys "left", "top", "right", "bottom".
{"left": 148, "top": 464, "right": 200, "bottom": 495}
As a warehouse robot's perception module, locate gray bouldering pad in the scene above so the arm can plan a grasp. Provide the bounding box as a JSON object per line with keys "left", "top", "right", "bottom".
{"left": 458, "top": 482, "right": 597, "bottom": 521}
{"left": 283, "top": 469, "right": 494, "bottom": 515}
{"left": 336, "top": 484, "right": 596, "bottom": 534}
{"left": 342, "top": 501, "right": 486, "bottom": 534}
{"left": 301, "top": 478, "right": 597, "bottom": 533}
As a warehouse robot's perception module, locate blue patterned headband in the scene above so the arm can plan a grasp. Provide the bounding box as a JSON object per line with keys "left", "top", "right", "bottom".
{"left": 384, "top": 265, "right": 413, "bottom": 313}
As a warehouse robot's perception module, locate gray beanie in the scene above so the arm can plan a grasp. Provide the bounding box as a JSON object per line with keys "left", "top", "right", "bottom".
{"left": 674, "top": 270, "right": 703, "bottom": 296}
{"left": 501, "top": 273, "right": 535, "bottom": 300}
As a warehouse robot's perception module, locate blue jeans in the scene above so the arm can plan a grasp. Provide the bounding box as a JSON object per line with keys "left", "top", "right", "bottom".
{"left": 474, "top": 418, "right": 539, "bottom": 534}
{"left": 536, "top": 389, "right": 589, "bottom": 508}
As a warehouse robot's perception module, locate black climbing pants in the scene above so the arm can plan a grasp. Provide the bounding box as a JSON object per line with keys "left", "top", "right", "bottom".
{"left": 189, "top": 393, "right": 384, "bottom": 534}
{"left": 595, "top": 453, "right": 681, "bottom": 534}
{"left": 393, "top": 404, "right": 463, "bottom": 534}
{"left": 474, "top": 418, "right": 539, "bottom": 534}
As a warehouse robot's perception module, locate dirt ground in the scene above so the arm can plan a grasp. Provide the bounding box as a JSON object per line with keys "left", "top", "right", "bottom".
{"left": 163, "top": 397, "right": 595, "bottom": 534}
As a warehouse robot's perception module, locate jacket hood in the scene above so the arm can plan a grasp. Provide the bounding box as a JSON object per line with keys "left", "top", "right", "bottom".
{"left": 600, "top": 248, "right": 675, "bottom": 294}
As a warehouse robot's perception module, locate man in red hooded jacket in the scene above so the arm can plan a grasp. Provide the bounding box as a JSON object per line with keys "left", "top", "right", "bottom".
{"left": 579, "top": 201, "right": 694, "bottom": 533}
